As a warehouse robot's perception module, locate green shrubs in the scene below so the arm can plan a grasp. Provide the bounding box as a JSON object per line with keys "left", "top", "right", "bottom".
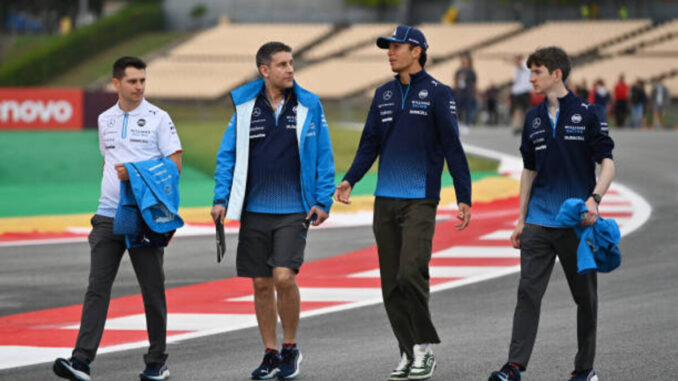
{"left": 0, "top": 2, "right": 164, "bottom": 86}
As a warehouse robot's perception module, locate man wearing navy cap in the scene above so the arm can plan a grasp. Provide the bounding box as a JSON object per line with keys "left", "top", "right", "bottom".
{"left": 336, "top": 25, "right": 472, "bottom": 381}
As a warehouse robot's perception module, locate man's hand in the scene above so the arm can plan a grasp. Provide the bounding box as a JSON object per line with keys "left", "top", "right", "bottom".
{"left": 582, "top": 196, "right": 599, "bottom": 226}
{"left": 511, "top": 222, "right": 525, "bottom": 249}
{"left": 456, "top": 202, "right": 471, "bottom": 230}
{"left": 306, "top": 206, "right": 329, "bottom": 226}
{"left": 335, "top": 180, "right": 353, "bottom": 204}
{"left": 211, "top": 205, "right": 226, "bottom": 224}
{"left": 114, "top": 163, "right": 129, "bottom": 181}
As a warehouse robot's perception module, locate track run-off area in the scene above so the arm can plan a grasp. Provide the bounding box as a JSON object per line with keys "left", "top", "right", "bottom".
{"left": 0, "top": 144, "right": 651, "bottom": 371}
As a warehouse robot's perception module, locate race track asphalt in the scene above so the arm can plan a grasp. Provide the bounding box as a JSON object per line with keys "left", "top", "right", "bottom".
{"left": 0, "top": 128, "right": 676, "bottom": 380}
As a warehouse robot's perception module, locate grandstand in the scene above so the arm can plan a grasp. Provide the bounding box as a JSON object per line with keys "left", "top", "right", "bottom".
{"left": 474, "top": 19, "right": 652, "bottom": 58}
{"left": 600, "top": 19, "right": 678, "bottom": 55}
{"left": 296, "top": 22, "right": 522, "bottom": 99}
{"left": 136, "top": 18, "right": 678, "bottom": 102}
{"left": 142, "top": 22, "right": 333, "bottom": 99}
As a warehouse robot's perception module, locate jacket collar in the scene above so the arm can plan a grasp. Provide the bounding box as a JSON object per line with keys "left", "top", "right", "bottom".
{"left": 231, "top": 79, "right": 317, "bottom": 109}
{"left": 394, "top": 69, "right": 428, "bottom": 86}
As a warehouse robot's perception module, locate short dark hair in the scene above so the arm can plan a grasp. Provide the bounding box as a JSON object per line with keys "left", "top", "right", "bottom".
{"left": 113, "top": 56, "right": 146, "bottom": 79}
{"left": 256, "top": 41, "right": 292, "bottom": 71}
{"left": 526, "top": 46, "right": 571, "bottom": 81}
{"left": 409, "top": 44, "right": 427, "bottom": 67}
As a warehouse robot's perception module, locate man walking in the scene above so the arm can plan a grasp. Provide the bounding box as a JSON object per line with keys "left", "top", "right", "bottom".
{"left": 53, "top": 56, "right": 182, "bottom": 381}
{"left": 488, "top": 46, "right": 615, "bottom": 381}
{"left": 335, "top": 25, "right": 472, "bottom": 381}
{"left": 211, "top": 41, "right": 335, "bottom": 380}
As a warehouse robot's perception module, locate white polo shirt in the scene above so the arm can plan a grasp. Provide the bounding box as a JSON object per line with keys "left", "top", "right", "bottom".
{"left": 96, "top": 99, "right": 182, "bottom": 217}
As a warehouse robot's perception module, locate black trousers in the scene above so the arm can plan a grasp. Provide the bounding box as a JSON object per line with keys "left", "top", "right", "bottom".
{"left": 72, "top": 215, "right": 168, "bottom": 365}
{"left": 508, "top": 224, "right": 597, "bottom": 371}
{"left": 373, "top": 197, "right": 441, "bottom": 358}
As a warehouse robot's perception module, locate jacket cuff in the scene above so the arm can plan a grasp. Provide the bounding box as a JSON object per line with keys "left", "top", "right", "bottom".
{"left": 213, "top": 199, "right": 226, "bottom": 206}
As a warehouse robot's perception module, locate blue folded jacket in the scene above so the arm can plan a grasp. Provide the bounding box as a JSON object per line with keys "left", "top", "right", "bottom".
{"left": 556, "top": 198, "right": 621, "bottom": 273}
{"left": 114, "top": 157, "right": 183, "bottom": 248}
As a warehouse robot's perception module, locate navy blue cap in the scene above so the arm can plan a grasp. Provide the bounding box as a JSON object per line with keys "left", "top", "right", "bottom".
{"left": 376, "top": 25, "right": 428, "bottom": 50}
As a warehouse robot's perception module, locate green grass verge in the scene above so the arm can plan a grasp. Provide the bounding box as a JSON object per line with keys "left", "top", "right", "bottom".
{"left": 2, "top": 35, "right": 53, "bottom": 63}
{"left": 48, "top": 31, "right": 189, "bottom": 87}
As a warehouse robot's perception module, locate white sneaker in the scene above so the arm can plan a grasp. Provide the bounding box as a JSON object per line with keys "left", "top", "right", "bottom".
{"left": 388, "top": 352, "right": 412, "bottom": 381}
{"left": 408, "top": 344, "right": 436, "bottom": 380}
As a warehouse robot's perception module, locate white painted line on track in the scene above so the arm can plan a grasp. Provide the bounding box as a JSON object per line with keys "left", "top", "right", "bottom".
{"left": 433, "top": 246, "right": 520, "bottom": 258}
{"left": 230, "top": 288, "right": 384, "bottom": 303}
{"left": 480, "top": 229, "right": 514, "bottom": 241}
{"left": 65, "top": 313, "right": 258, "bottom": 332}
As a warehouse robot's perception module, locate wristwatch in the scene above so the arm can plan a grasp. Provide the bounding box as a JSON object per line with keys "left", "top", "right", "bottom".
{"left": 591, "top": 193, "right": 602, "bottom": 204}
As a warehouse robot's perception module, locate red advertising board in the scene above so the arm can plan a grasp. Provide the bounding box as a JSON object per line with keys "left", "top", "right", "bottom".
{"left": 0, "top": 88, "right": 83, "bottom": 130}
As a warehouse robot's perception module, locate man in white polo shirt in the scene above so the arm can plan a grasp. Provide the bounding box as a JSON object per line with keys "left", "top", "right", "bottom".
{"left": 53, "top": 56, "right": 182, "bottom": 381}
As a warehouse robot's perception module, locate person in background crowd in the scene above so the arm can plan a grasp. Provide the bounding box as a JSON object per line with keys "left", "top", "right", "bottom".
{"left": 575, "top": 79, "right": 589, "bottom": 101}
{"left": 629, "top": 79, "right": 647, "bottom": 129}
{"left": 510, "top": 54, "right": 532, "bottom": 134}
{"left": 454, "top": 51, "right": 477, "bottom": 126}
{"left": 613, "top": 73, "right": 629, "bottom": 128}
{"left": 592, "top": 79, "right": 611, "bottom": 122}
{"left": 650, "top": 76, "right": 671, "bottom": 129}
{"left": 485, "top": 82, "right": 499, "bottom": 126}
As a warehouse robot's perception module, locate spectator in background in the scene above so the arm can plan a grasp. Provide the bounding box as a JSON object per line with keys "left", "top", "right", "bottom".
{"left": 613, "top": 73, "right": 629, "bottom": 127}
{"left": 575, "top": 79, "right": 589, "bottom": 103}
{"left": 510, "top": 54, "right": 532, "bottom": 135}
{"left": 485, "top": 82, "right": 499, "bottom": 126}
{"left": 454, "top": 52, "right": 477, "bottom": 126}
{"left": 592, "top": 78, "right": 611, "bottom": 122}
{"left": 650, "top": 77, "right": 670, "bottom": 129}
{"left": 630, "top": 79, "right": 647, "bottom": 129}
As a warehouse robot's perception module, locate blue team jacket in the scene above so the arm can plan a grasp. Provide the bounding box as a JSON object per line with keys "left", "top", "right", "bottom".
{"left": 556, "top": 198, "right": 621, "bottom": 273}
{"left": 213, "top": 79, "right": 335, "bottom": 220}
{"left": 343, "top": 70, "right": 471, "bottom": 204}
{"left": 521, "top": 91, "right": 614, "bottom": 227}
{"left": 114, "top": 157, "right": 183, "bottom": 248}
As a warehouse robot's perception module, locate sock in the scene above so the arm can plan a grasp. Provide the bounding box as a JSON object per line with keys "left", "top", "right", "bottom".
{"left": 265, "top": 347, "right": 279, "bottom": 354}
{"left": 282, "top": 342, "right": 296, "bottom": 350}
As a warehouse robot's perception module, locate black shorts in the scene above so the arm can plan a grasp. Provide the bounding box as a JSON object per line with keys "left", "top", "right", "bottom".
{"left": 236, "top": 212, "right": 309, "bottom": 278}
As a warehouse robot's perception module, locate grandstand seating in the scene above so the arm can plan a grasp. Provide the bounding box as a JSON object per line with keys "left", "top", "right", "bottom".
{"left": 296, "top": 22, "right": 522, "bottom": 99}
{"left": 349, "top": 22, "right": 522, "bottom": 59}
{"left": 600, "top": 18, "right": 678, "bottom": 54}
{"left": 143, "top": 23, "right": 332, "bottom": 99}
{"left": 570, "top": 55, "right": 678, "bottom": 90}
{"left": 475, "top": 20, "right": 652, "bottom": 58}
{"left": 303, "top": 24, "right": 396, "bottom": 61}
{"left": 640, "top": 36, "right": 678, "bottom": 53}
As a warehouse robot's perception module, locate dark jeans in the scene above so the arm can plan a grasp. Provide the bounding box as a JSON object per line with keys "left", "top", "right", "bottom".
{"left": 373, "top": 197, "right": 440, "bottom": 358}
{"left": 72, "top": 215, "right": 168, "bottom": 365}
{"left": 508, "top": 224, "right": 597, "bottom": 371}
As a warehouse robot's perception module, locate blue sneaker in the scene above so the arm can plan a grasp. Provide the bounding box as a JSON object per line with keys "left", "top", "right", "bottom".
{"left": 251, "top": 349, "right": 280, "bottom": 380}
{"left": 488, "top": 362, "right": 521, "bottom": 381}
{"left": 278, "top": 343, "right": 303, "bottom": 379}
{"left": 139, "top": 362, "right": 170, "bottom": 380}
{"left": 569, "top": 369, "right": 599, "bottom": 381}
{"left": 53, "top": 357, "right": 91, "bottom": 381}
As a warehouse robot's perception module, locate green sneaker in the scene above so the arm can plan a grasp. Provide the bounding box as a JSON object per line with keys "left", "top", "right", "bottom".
{"left": 408, "top": 345, "right": 436, "bottom": 380}
{"left": 388, "top": 352, "right": 411, "bottom": 381}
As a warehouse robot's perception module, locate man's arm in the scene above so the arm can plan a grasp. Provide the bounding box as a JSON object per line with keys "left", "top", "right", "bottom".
{"left": 336, "top": 94, "right": 381, "bottom": 204}
{"left": 511, "top": 168, "right": 537, "bottom": 248}
{"left": 308, "top": 103, "right": 335, "bottom": 226}
{"left": 433, "top": 86, "right": 472, "bottom": 230}
{"left": 168, "top": 151, "right": 182, "bottom": 173}
{"left": 583, "top": 158, "right": 615, "bottom": 226}
{"left": 211, "top": 115, "right": 237, "bottom": 223}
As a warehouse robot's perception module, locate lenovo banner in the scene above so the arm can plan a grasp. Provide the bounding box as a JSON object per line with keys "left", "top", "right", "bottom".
{"left": 0, "top": 88, "right": 83, "bottom": 130}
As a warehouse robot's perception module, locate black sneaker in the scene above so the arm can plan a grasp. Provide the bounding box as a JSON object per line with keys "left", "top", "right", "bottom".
{"left": 251, "top": 349, "right": 280, "bottom": 380}
{"left": 53, "top": 357, "right": 91, "bottom": 381}
{"left": 488, "top": 362, "right": 521, "bottom": 381}
{"left": 568, "top": 369, "right": 599, "bottom": 381}
{"left": 139, "top": 362, "right": 170, "bottom": 380}
{"left": 278, "top": 343, "right": 303, "bottom": 380}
